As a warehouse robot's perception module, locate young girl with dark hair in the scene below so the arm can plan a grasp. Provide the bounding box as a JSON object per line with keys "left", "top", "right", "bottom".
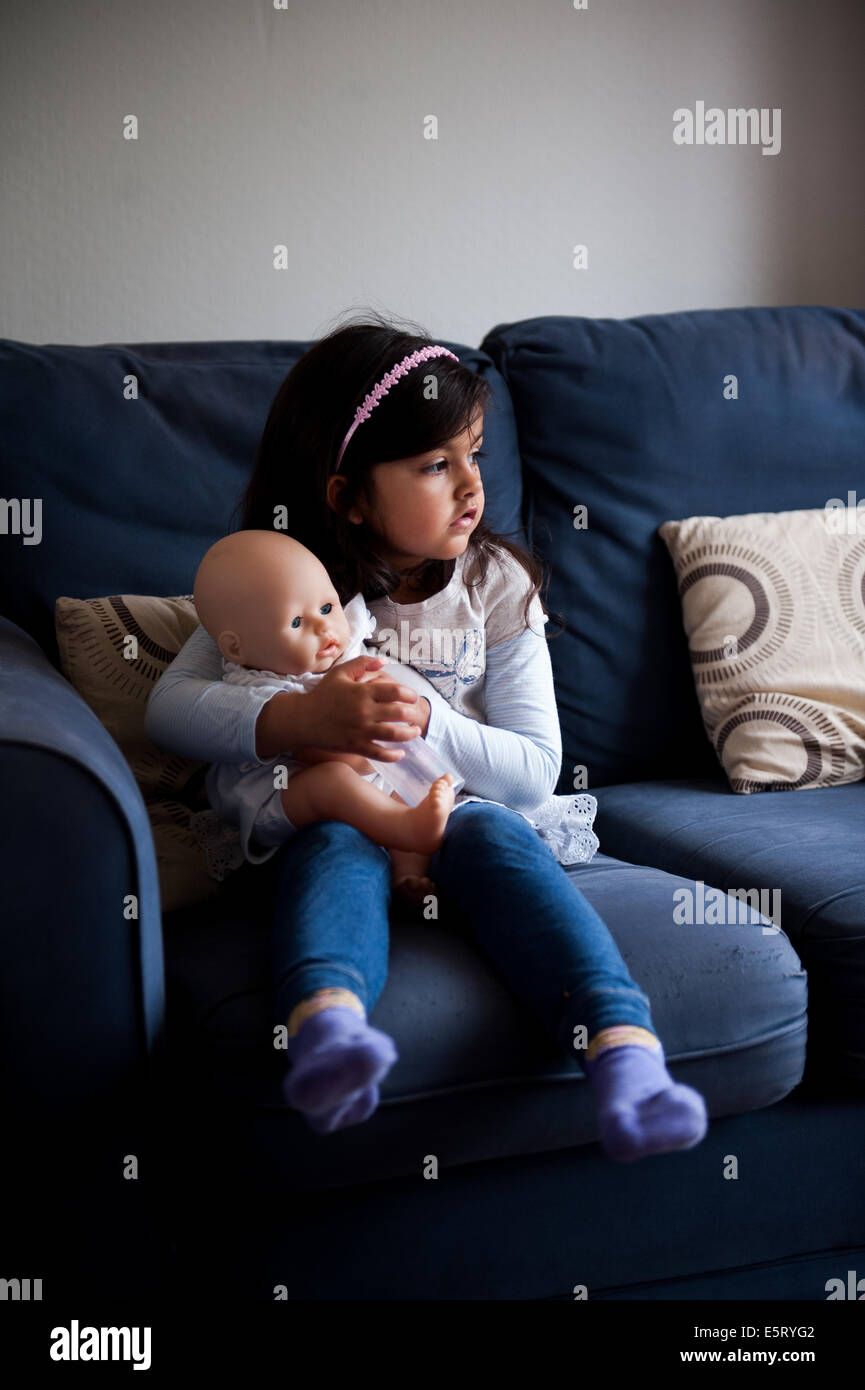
{"left": 146, "top": 309, "right": 708, "bottom": 1161}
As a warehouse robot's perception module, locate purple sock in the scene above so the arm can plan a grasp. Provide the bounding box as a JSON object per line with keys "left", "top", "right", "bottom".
{"left": 584, "top": 1040, "right": 708, "bottom": 1163}
{"left": 307, "top": 1084, "right": 380, "bottom": 1136}
{"left": 282, "top": 1007, "right": 397, "bottom": 1130}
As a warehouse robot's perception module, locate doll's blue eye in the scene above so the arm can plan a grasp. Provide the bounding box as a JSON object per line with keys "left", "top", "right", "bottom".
{"left": 290, "top": 616, "right": 301, "bottom": 628}
{"left": 320, "top": 603, "right": 332, "bottom": 614}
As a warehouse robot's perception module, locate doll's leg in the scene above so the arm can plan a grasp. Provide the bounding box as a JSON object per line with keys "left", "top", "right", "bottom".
{"left": 280, "top": 762, "right": 455, "bottom": 854}
{"left": 428, "top": 803, "right": 707, "bottom": 1163}
{"left": 378, "top": 791, "right": 437, "bottom": 903}
{"left": 269, "top": 819, "right": 399, "bottom": 1134}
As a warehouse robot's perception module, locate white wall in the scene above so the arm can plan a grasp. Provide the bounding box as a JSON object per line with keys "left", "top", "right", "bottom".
{"left": 2, "top": 0, "right": 863, "bottom": 346}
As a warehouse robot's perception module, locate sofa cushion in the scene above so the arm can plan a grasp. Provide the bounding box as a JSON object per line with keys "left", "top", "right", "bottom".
{"left": 161, "top": 847, "right": 806, "bottom": 1189}
{"left": 480, "top": 307, "right": 865, "bottom": 788}
{"left": 659, "top": 507, "right": 865, "bottom": 792}
{"left": 593, "top": 776, "right": 865, "bottom": 1080}
{"left": 0, "top": 337, "right": 524, "bottom": 667}
{"left": 54, "top": 591, "right": 222, "bottom": 912}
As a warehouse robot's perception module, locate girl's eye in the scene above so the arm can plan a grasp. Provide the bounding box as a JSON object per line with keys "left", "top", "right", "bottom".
{"left": 290, "top": 616, "right": 301, "bottom": 629}
{"left": 320, "top": 603, "right": 333, "bottom": 614}
{"left": 422, "top": 449, "right": 485, "bottom": 475}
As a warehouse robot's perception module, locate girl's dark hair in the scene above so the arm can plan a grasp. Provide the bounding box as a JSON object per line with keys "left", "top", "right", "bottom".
{"left": 232, "top": 307, "right": 550, "bottom": 632}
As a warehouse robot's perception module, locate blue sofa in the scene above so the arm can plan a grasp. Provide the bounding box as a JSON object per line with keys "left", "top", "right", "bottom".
{"left": 1, "top": 308, "right": 863, "bottom": 1301}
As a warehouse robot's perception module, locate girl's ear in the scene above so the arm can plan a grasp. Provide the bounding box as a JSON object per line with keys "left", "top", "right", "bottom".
{"left": 326, "top": 473, "right": 364, "bottom": 526}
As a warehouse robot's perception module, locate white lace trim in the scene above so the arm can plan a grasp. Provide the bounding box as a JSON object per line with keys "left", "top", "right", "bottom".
{"left": 190, "top": 791, "right": 599, "bottom": 884}
{"left": 452, "top": 791, "right": 599, "bottom": 864}
{"left": 526, "top": 792, "right": 600, "bottom": 864}
{"left": 189, "top": 809, "right": 246, "bottom": 881}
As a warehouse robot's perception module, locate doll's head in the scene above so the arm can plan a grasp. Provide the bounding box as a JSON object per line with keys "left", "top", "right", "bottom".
{"left": 193, "top": 529, "right": 351, "bottom": 677}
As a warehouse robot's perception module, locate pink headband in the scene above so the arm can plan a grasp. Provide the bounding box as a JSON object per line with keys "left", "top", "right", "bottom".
{"left": 333, "top": 344, "right": 460, "bottom": 472}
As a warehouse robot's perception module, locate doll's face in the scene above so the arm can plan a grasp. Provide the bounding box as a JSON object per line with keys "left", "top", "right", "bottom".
{"left": 194, "top": 532, "right": 352, "bottom": 677}
{"left": 247, "top": 565, "right": 352, "bottom": 676}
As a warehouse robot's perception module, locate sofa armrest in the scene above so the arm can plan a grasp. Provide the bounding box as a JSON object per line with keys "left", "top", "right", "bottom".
{"left": 0, "top": 617, "right": 166, "bottom": 1110}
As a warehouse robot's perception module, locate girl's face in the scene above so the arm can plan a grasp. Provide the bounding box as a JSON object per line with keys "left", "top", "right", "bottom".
{"left": 331, "top": 413, "right": 485, "bottom": 570}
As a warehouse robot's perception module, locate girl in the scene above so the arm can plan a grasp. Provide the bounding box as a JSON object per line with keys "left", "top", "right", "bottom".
{"left": 145, "top": 311, "right": 708, "bottom": 1161}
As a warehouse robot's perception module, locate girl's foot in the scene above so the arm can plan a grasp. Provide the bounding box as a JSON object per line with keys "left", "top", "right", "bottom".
{"left": 307, "top": 1083, "right": 381, "bottom": 1135}
{"left": 584, "top": 1030, "right": 708, "bottom": 1163}
{"left": 282, "top": 1007, "right": 398, "bottom": 1127}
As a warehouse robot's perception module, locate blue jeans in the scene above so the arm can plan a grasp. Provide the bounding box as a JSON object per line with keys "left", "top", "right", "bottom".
{"left": 270, "top": 801, "right": 656, "bottom": 1065}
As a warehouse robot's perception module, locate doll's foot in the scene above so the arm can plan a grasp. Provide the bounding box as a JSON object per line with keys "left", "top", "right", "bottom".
{"left": 395, "top": 874, "right": 438, "bottom": 906}
{"left": 282, "top": 1007, "right": 398, "bottom": 1118}
{"left": 402, "top": 775, "right": 455, "bottom": 854}
{"left": 390, "top": 849, "right": 437, "bottom": 906}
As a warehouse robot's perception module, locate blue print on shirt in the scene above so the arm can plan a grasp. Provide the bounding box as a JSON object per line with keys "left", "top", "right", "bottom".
{"left": 413, "top": 628, "right": 485, "bottom": 703}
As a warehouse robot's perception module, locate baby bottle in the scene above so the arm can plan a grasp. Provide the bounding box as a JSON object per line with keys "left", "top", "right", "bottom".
{"left": 367, "top": 727, "right": 465, "bottom": 806}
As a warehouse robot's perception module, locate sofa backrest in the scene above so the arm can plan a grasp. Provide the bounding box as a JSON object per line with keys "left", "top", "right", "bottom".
{"left": 482, "top": 307, "right": 865, "bottom": 787}
{"left": 0, "top": 338, "right": 523, "bottom": 668}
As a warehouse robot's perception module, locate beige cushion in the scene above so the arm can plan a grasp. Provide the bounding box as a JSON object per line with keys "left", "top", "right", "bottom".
{"left": 55, "top": 593, "right": 223, "bottom": 911}
{"left": 658, "top": 507, "right": 865, "bottom": 793}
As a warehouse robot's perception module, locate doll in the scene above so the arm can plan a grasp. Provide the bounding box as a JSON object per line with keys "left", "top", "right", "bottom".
{"left": 192, "top": 528, "right": 457, "bottom": 898}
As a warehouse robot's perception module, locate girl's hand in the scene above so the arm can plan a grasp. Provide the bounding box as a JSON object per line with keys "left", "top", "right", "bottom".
{"left": 314, "top": 656, "right": 430, "bottom": 758}
{"left": 366, "top": 666, "right": 431, "bottom": 736}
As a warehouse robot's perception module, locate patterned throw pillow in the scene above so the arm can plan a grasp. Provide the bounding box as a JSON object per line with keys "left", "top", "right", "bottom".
{"left": 659, "top": 508, "right": 865, "bottom": 793}
{"left": 55, "top": 593, "right": 224, "bottom": 911}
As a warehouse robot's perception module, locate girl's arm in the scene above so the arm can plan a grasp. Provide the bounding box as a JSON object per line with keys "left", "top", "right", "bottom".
{"left": 144, "top": 623, "right": 429, "bottom": 765}
{"left": 423, "top": 624, "right": 561, "bottom": 812}
{"left": 144, "top": 624, "right": 281, "bottom": 763}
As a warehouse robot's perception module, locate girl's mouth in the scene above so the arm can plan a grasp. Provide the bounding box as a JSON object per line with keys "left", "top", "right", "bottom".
{"left": 449, "top": 507, "right": 478, "bottom": 530}
{"left": 318, "top": 640, "right": 340, "bottom": 659}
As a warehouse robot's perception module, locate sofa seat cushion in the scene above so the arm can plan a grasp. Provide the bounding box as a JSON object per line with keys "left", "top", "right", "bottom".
{"left": 593, "top": 776, "right": 865, "bottom": 1080}
{"left": 160, "top": 848, "right": 806, "bottom": 1190}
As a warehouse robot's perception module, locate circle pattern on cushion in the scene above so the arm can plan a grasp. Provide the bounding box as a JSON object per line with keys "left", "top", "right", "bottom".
{"left": 715, "top": 693, "right": 850, "bottom": 792}
{"left": 672, "top": 537, "right": 815, "bottom": 688}
{"left": 659, "top": 510, "right": 865, "bottom": 794}
{"left": 816, "top": 533, "right": 865, "bottom": 654}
